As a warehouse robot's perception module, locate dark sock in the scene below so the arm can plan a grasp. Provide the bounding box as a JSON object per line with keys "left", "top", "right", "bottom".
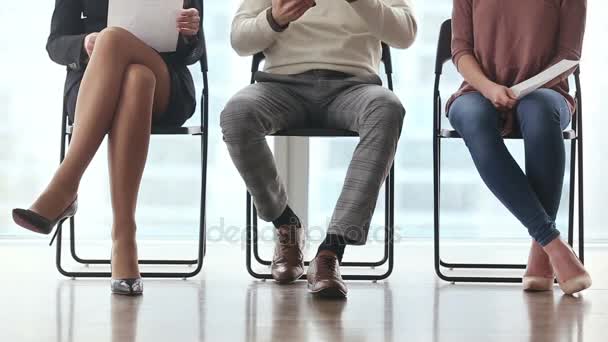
{"left": 317, "top": 234, "right": 347, "bottom": 263}
{"left": 272, "top": 205, "right": 301, "bottom": 229}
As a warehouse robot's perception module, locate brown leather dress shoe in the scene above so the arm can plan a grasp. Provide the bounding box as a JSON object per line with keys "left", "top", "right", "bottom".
{"left": 271, "top": 226, "right": 305, "bottom": 284}
{"left": 307, "top": 252, "right": 347, "bottom": 298}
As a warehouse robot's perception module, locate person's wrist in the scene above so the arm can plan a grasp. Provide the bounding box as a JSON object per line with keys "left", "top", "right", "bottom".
{"left": 479, "top": 80, "right": 497, "bottom": 97}
{"left": 267, "top": 7, "right": 289, "bottom": 32}
{"left": 271, "top": 8, "right": 286, "bottom": 26}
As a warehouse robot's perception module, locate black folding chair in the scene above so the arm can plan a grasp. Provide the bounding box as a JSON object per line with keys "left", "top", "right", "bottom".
{"left": 54, "top": 0, "right": 209, "bottom": 279}
{"left": 432, "top": 19, "right": 585, "bottom": 283}
{"left": 245, "top": 43, "right": 396, "bottom": 281}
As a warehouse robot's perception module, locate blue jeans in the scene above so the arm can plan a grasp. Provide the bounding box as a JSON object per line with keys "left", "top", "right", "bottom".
{"left": 448, "top": 89, "right": 571, "bottom": 246}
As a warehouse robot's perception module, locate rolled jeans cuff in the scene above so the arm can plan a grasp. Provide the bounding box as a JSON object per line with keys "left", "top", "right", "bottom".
{"left": 535, "top": 223, "right": 561, "bottom": 247}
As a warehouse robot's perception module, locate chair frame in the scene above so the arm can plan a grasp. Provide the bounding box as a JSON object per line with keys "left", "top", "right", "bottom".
{"left": 432, "top": 19, "right": 585, "bottom": 283}
{"left": 53, "top": 1, "right": 209, "bottom": 279}
{"left": 246, "top": 44, "right": 396, "bottom": 281}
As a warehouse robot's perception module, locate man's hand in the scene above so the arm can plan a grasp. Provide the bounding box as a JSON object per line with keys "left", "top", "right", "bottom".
{"left": 481, "top": 83, "right": 518, "bottom": 111}
{"left": 271, "top": 0, "right": 316, "bottom": 27}
{"left": 84, "top": 32, "right": 99, "bottom": 57}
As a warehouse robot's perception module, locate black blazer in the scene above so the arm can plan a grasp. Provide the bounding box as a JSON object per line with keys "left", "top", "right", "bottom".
{"left": 48, "top": 0, "right": 205, "bottom": 123}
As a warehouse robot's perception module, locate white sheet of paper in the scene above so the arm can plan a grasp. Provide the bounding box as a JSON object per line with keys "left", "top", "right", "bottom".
{"left": 510, "top": 59, "right": 580, "bottom": 99}
{"left": 107, "top": 0, "right": 183, "bottom": 53}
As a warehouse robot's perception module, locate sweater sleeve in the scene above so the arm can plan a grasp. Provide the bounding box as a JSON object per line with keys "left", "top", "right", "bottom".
{"left": 231, "top": 0, "right": 283, "bottom": 56}
{"left": 547, "top": 0, "right": 587, "bottom": 79}
{"left": 346, "top": 0, "right": 417, "bottom": 49}
{"left": 46, "top": 0, "right": 87, "bottom": 70}
{"left": 451, "top": 0, "right": 474, "bottom": 68}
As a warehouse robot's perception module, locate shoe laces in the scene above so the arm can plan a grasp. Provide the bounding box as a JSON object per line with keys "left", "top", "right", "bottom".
{"left": 276, "top": 227, "right": 303, "bottom": 260}
{"left": 316, "top": 255, "right": 338, "bottom": 277}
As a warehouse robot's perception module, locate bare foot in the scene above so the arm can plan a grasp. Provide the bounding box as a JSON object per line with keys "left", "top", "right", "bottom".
{"left": 543, "top": 238, "right": 591, "bottom": 294}
{"left": 111, "top": 238, "right": 141, "bottom": 280}
{"left": 29, "top": 187, "right": 77, "bottom": 220}
{"left": 524, "top": 240, "right": 554, "bottom": 278}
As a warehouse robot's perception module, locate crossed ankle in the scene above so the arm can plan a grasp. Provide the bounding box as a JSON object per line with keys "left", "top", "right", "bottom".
{"left": 317, "top": 234, "right": 347, "bottom": 263}
{"left": 272, "top": 205, "right": 301, "bottom": 229}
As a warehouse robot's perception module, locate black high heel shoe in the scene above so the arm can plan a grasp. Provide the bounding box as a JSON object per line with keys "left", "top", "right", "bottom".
{"left": 12, "top": 197, "right": 78, "bottom": 236}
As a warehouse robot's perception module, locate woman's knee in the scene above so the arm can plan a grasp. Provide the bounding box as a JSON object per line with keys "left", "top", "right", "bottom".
{"left": 448, "top": 94, "right": 498, "bottom": 135}
{"left": 123, "top": 64, "right": 157, "bottom": 90}
{"left": 517, "top": 89, "right": 567, "bottom": 129}
{"left": 96, "top": 27, "right": 137, "bottom": 52}
{"left": 116, "top": 65, "right": 157, "bottom": 120}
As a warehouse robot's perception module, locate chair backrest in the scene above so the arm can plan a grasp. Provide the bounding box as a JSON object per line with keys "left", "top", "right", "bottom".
{"left": 435, "top": 19, "right": 452, "bottom": 75}
{"left": 250, "top": 42, "right": 394, "bottom": 86}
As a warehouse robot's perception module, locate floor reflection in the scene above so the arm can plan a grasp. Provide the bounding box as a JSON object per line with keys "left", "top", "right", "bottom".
{"left": 110, "top": 295, "right": 143, "bottom": 342}
{"left": 245, "top": 281, "right": 393, "bottom": 342}
{"left": 431, "top": 281, "right": 592, "bottom": 342}
{"left": 525, "top": 293, "right": 591, "bottom": 342}
{"left": 55, "top": 280, "right": 204, "bottom": 342}
{"left": 4, "top": 242, "right": 606, "bottom": 342}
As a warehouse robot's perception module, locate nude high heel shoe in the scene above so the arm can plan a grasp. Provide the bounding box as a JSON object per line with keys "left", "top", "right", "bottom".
{"left": 554, "top": 246, "right": 592, "bottom": 295}
{"left": 558, "top": 270, "right": 592, "bottom": 295}
{"left": 522, "top": 276, "right": 555, "bottom": 292}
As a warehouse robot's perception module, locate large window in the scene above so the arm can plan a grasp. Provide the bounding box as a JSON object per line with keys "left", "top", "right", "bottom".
{"left": 307, "top": 1, "right": 608, "bottom": 244}
{"left": 1, "top": 1, "right": 607, "bottom": 246}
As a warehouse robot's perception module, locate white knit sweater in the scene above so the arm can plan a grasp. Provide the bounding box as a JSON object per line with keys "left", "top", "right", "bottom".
{"left": 231, "top": 0, "right": 417, "bottom": 76}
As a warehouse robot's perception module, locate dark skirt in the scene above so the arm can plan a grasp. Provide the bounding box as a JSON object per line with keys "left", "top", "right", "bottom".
{"left": 65, "top": 62, "right": 196, "bottom": 127}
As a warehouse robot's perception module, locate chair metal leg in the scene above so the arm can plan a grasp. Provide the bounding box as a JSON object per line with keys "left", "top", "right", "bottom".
{"left": 246, "top": 192, "right": 272, "bottom": 280}
{"left": 434, "top": 135, "right": 526, "bottom": 283}
{"left": 577, "top": 126, "right": 585, "bottom": 264}
{"left": 433, "top": 134, "right": 581, "bottom": 283}
{"left": 248, "top": 184, "right": 392, "bottom": 268}
{"left": 433, "top": 133, "right": 443, "bottom": 280}
{"left": 55, "top": 131, "right": 207, "bottom": 279}
{"left": 568, "top": 140, "right": 576, "bottom": 247}
{"left": 245, "top": 165, "right": 395, "bottom": 281}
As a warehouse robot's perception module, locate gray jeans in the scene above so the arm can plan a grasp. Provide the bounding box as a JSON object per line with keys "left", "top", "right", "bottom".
{"left": 220, "top": 70, "right": 405, "bottom": 245}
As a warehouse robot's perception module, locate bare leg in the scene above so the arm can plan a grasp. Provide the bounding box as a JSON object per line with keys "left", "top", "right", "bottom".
{"left": 28, "top": 27, "right": 170, "bottom": 278}
{"left": 109, "top": 64, "right": 159, "bottom": 279}
{"left": 29, "top": 27, "right": 170, "bottom": 219}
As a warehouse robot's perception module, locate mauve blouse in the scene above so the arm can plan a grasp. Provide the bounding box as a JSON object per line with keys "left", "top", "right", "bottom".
{"left": 447, "top": 0, "right": 587, "bottom": 127}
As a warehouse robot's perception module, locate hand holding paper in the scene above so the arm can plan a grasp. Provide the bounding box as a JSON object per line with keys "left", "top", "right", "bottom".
{"left": 483, "top": 84, "right": 517, "bottom": 111}
{"left": 177, "top": 8, "right": 201, "bottom": 37}
{"left": 510, "top": 60, "right": 580, "bottom": 99}
{"left": 108, "top": 0, "right": 184, "bottom": 53}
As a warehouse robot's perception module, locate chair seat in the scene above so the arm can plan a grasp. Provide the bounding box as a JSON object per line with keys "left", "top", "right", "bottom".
{"left": 66, "top": 125, "right": 204, "bottom": 136}
{"left": 439, "top": 129, "right": 577, "bottom": 140}
{"left": 152, "top": 126, "right": 204, "bottom": 135}
{"left": 272, "top": 128, "right": 358, "bottom": 137}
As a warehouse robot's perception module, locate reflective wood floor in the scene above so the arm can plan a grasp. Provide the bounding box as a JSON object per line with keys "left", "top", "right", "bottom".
{"left": 1, "top": 240, "right": 606, "bottom": 342}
